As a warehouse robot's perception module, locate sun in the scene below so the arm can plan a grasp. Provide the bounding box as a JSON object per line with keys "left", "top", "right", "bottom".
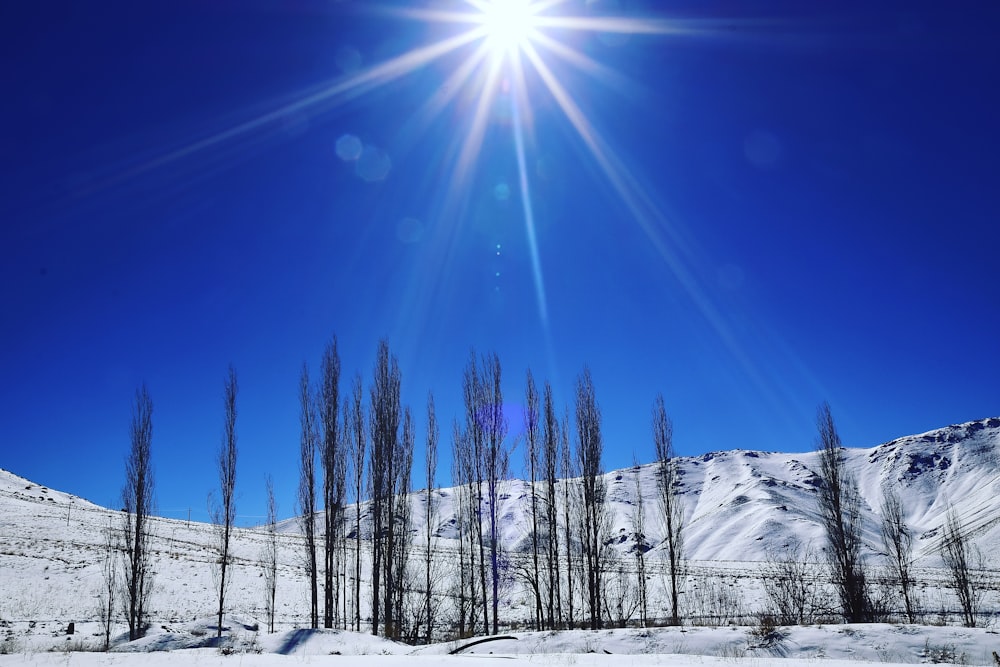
{"left": 477, "top": 0, "right": 540, "bottom": 55}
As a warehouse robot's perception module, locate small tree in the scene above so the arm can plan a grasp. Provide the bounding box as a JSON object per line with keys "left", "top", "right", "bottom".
{"left": 604, "top": 557, "right": 638, "bottom": 628}
{"left": 262, "top": 475, "right": 279, "bottom": 634}
{"left": 940, "top": 509, "right": 982, "bottom": 628}
{"left": 762, "top": 542, "right": 817, "bottom": 625}
{"left": 121, "top": 384, "right": 155, "bottom": 641}
{"left": 213, "top": 365, "right": 238, "bottom": 639}
{"left": 97, "top": 521, "right": 118, "bottom": 650}
{"left": 879, "top": 486, "right": 916, "bottom": 623}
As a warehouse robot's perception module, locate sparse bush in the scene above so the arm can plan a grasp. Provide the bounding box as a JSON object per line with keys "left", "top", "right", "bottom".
{"left": 922, "top": 638, "right": 966, "bottom": 665}
{"left": 55, "top": 639, "right": 102, "bottom": 653}
{"left": 747, "top": 613, "right": 785, "bottom": 649}
{"left": 762, "top": 543, "right": 818, "bottom": 625}
{"left": 688, "top": 577, "right": 745, "bottom": 626}
{"left": 715, "top": 643, "right": 747, "bottom": 660}
{"left": 867, "top": 567, "right": 900, "bottom": 623}
{"left": 0, "top": 635, "right": 19, "bottom": 655}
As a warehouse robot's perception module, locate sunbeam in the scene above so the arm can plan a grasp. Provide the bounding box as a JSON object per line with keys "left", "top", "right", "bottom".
{"left": 510, "top": 54, "right": 548, "bottom": 326}
{"left": 378, "top": 0, "right": 723, "bottom": 333}
{"left": 91, "top": 0, "right": 738, "bottom": 350}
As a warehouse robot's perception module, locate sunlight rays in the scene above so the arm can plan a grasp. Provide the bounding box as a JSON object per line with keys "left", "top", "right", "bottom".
{"left": 98, "top": 0, "right": 736, "bottom": 347}
{"left": 387, "top": 0, "right": 709, "bottom": 333}
{"left": 510, "top": 54, "right": 547, "bottom": 326}
{"left": 93, "top": 27, "right": 486, "bottom": 192}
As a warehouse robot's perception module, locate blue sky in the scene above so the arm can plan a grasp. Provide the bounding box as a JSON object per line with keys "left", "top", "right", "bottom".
{"left": 2, "top": 0, "right": 997, "bottom": 525}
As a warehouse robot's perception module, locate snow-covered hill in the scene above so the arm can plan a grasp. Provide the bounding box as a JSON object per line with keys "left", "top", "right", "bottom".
{"left": 334, "top": 417, "right": 1000, "bottom": 567}
{"left": 1, "top": 417, "right": 999, "bottom": 650}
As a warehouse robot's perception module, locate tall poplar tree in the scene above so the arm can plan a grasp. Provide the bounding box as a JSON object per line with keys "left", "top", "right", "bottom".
{"left": 298, "top": 365, "right": 319, "bottom": 629}
{"left": 213, "top": 366, "right": 238, "bottom": 639}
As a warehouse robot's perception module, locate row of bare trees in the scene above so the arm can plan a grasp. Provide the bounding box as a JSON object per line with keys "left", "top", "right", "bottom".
{"left": 107, "top": 364, "right": 989, "bottom": 648}
{"left": 293, "top": 338, "right": 427, "bottom": 641}
{"left": 107, "top": 347, "right": 689, "bottom": 642}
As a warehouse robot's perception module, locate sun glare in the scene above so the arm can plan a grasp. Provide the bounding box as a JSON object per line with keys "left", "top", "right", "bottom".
{"left": 479, "top": 0, "right": 539, "bottom": 55}
{"left": 130, "top": 0, "right": 710, "bottom": 330}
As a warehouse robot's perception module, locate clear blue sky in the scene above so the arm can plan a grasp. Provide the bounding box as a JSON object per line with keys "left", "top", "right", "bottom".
{"left": 2, "top": 0, "right": 997, "bottom": 525}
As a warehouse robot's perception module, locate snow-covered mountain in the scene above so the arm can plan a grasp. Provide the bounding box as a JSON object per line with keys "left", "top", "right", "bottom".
{"left": 336, "top": 417, "right": 1000, "bottom": 567}
{"left": 1, "top": 417, "right": 998, "bottom": 633}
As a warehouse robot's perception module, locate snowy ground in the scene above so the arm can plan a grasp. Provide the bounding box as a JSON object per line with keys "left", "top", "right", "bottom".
{"left": 0, "top": 619, "right": 1000, "bottom": 667}
{"left": 1, "top": 622, "right": 999, "bottom": 665}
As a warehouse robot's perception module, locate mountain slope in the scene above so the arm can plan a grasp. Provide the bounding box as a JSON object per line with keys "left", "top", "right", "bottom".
{"left": 393, "top": 417, "right": 1000, "bottom": 566}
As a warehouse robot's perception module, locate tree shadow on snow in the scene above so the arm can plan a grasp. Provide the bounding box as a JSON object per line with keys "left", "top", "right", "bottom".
{"left": 276, "top": 628, "right": 318, "bottom": 655}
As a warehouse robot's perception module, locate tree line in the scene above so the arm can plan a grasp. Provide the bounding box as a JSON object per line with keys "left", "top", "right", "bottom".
{"left": 103, "top": 341, "right": 990, "bottom": 649}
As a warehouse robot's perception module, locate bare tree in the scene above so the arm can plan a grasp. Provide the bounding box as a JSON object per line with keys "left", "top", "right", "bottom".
{"left": 940, "top": 509, "right": 982, "bottom": 628}
{"left": 348, "top": 373, "right": 365, "bottom": 632}
{"left": 212, "top": 365, "right": 238, "bottom": 639}
{"left": 816, "top": 402, "right": 870, "bottom": 623}
{"left": 575, "top": 367, "right": 607, "bottom": 630}
{"left": 762, "top": 542, "right": 818, "bottom": 625}
{"left": 319, "top": 337, "right": 344, "bottom": 629}
{"left": 98, "top": 521, "right": 118, "bottom": 650}
{"left": 298, "top": 364, "right": 319, "bottom": 629}
{"left": 262, "top": 475, "right": 279, "bottom": 634}
{"left": 423, "top": 392, "right": 439, "bottom": 642}
{"left": 461, "top": 351, "right": 489, "bottom": 634}
{"left": 121, "top": 384, "right": 155, "bottom": 641}
{"left": 879, "top": 486, "right": 916, "bottom": 623}
{"left": 630, "top": 461, "right": 649, "bottom": 627}
{"left": 390, "top": 405, "right": 415, "bottom": 638}
{"left": 524, "top": 369, "right": 543, "bottom": 630}
{"left": 339, "top": 399, "right": 351, "bottom": 627}
{"left": 451, "top": 421, "right": 473, "bottom": 638}
{"left": 560, "top": 410, "right": 576, "bottom": 629}
{"left": 653, "top": 393, "right": 684, "bottom": 626}
{"left": 604, "top": 557, "right": 638, "bottom": 628}
{"left": 541, "top": 382, "right": 561, "bottom": 630}
{"left": 369, "top": 339, "right": 402, "bottom": 637}
{"left": 481, "top": 352, "right": 509, "bottom": 635}
{"left": 688, "top": 576, "right": 745, "bottom": 627}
